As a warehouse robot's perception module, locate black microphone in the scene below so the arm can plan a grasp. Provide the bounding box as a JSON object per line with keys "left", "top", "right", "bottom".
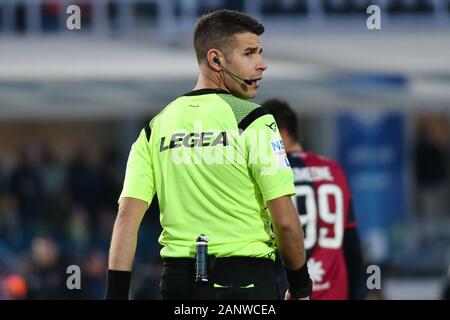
{"left": 213, "top": 57, "right": 254, "bottom": 87}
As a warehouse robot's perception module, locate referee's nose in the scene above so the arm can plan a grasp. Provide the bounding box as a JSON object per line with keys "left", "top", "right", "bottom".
{"left": 257, "top": 56, "right": 268, "bottom": 72}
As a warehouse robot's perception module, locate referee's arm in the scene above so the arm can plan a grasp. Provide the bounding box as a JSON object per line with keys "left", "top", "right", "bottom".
{"left": 268, "top": 196, "right": 310, "bottom": 300}
{"left": 105, "top": 197, "right": 147, "bottom": 299}
{"left": 244, "top": 113, "right": 312, "bottom": 300}
{"left": 108, "top": 197, "right": 148, "bottom": 271}
{"left": 106, "top": 127, "right": 154, "bottom": 299}
{"left": 268, "top": 196, "right": 306, "bottom": 272}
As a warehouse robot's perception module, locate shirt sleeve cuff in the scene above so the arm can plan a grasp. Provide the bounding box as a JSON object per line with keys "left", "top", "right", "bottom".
{"left": 262, "top": 186, "right": 296, "bottom": 204}
{"left": 118, "top": 192, "right": 151, "bottom": 206}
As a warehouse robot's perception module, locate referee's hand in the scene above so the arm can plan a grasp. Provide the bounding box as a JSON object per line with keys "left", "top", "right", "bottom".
{"left": 285, "top": 290, "right": 310, "bottom": 300}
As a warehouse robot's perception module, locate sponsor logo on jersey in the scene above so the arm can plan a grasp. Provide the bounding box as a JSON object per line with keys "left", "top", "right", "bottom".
{"left": 265, "top": 122, "right": 277, "bottom": 132}
{"left": 270, "top": 139, "right": 285, "bottom": 152}
{"left": 270, "top": 139, "right": 290, "bottom": 169}
{"left": 160, "top": 132, "right": 228, "bottom": 152}
{"left": 308, "top": 258, "right": 331, "bottom": 292}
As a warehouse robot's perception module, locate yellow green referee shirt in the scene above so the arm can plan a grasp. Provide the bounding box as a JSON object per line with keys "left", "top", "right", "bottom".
{"left": 119, "top": 89, "right": 295, "bottom": 260}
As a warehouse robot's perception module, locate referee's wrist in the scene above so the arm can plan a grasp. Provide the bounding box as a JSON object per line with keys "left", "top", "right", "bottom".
{"left": 284, "top": 263, "right": 312, "bottom": 299}
{"left": 105, "top": 269, "right": 132, "bottom": 300}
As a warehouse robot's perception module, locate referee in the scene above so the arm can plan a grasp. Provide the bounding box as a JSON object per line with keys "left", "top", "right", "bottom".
{"left": 106, "top": 9, "right": 311, "bottom": 300}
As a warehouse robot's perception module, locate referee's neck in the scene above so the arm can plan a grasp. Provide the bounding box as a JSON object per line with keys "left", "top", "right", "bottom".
{"left": 194, "top": 71, "right": 227, "bottom": 92}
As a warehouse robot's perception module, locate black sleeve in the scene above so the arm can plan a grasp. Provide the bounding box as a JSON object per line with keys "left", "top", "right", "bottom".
{"left": 343, "top": 201, "right": 365, "bottom": 300}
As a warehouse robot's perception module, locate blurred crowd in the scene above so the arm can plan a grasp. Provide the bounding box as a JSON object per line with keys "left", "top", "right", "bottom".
{"left": 2, "top": 0, "right": 445, "bottom": 34}
{"left": 0, "top": 143, "right": 162, "bottom": 299}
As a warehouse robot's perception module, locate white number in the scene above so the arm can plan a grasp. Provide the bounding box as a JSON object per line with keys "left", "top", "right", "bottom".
{"left": 293, "top": 185, "right": 317, "bottom": 249}
{"left": 292, "top": 184, "right": 344, "bottom": 249}
{"left": 317, "top": 184, "right": 344, "bottom": 249}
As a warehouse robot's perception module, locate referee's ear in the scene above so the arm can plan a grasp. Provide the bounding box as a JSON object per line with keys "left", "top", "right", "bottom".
{"left": 207, "top": 49, "right": 223, "bottom": 72}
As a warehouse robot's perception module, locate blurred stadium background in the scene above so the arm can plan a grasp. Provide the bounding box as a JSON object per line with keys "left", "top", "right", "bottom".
{"left": 0, "top": 0, "right": 450, "bottom": 300}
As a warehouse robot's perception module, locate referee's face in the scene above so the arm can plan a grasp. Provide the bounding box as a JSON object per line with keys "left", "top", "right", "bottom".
{"left": 226, "top": 32, "right": 267, "bottom": 99}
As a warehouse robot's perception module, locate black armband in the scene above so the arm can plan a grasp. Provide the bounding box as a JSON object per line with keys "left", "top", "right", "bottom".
{"left": 105, "top": 269, "right": 132, "bottom": 300}
{"left": 285, "top": 263, "right": 313, "bottom": 299}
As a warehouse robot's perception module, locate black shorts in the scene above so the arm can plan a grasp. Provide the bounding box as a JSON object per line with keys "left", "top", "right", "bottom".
{"left": 160, "top": 257, "right": 279, "bottom": 300}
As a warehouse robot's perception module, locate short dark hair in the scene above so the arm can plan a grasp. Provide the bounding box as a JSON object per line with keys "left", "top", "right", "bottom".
{"left": 262, "top": 99, "right": 298, "bottom": 140}
{"left": 193, "top": 9, "right": 264, "bottom": 64}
